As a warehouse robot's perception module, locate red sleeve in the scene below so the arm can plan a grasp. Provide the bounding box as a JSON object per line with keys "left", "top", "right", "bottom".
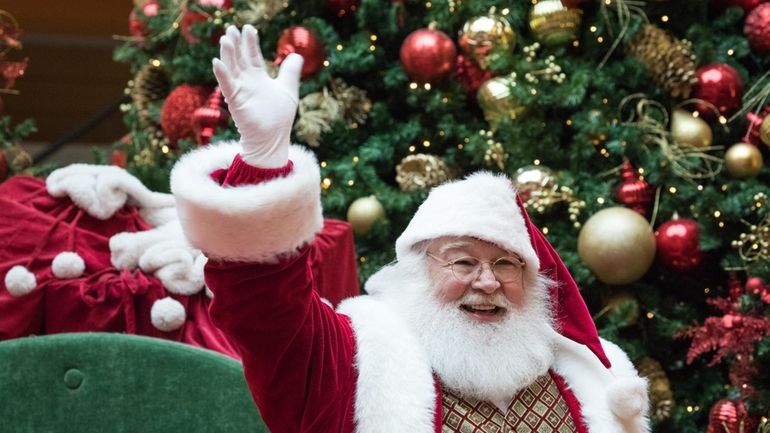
{"left": 205, "top": 154, "right": 357, "bottom": 433}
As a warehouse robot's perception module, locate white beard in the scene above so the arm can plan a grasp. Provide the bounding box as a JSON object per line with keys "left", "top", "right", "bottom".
{"left": 375, "top": 255, "right": 558, "bottom": 404}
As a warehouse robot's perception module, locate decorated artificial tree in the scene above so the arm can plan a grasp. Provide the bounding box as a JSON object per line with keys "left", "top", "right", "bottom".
{"left": 114, "top": 0, "right": 770, "bottom": 431}
{"left": 0, "top": 9, "right": 36, "bottom": 182}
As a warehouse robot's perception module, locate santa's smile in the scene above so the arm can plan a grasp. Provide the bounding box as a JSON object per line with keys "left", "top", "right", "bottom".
{"left": 460, "top": 304, "right": 506, "bottom": 322}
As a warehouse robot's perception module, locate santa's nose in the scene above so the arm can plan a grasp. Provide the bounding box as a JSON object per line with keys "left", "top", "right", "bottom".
{"left": 471, "top": 264, "right": 500, "bottom": 293}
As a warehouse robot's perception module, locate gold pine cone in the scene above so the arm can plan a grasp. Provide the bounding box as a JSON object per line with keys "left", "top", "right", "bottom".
{"left": 626, "top": 24, "right": 697, "bottom": 98}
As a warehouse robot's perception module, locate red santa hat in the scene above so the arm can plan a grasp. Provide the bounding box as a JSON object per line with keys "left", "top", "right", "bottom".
{"left": 395, "top": 171, "right": 611, "bottom": 368}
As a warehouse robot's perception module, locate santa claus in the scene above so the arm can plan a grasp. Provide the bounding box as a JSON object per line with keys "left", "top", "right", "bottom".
{"left": 170, "top": 25, "right": 650, "bottom": 433}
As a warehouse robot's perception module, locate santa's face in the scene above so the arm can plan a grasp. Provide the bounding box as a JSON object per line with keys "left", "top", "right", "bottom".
{"left": 425, "top": 236, "right": 526, "bottom": 323}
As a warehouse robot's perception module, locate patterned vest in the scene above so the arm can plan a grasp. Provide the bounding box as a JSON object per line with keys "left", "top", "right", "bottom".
{"left": 441, "top": 371, "right": 579, "bottom": 433}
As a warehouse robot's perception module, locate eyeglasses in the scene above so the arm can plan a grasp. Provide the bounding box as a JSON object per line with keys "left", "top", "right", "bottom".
{"left": 426, "top": 252, "right": 525, "bottom": 284}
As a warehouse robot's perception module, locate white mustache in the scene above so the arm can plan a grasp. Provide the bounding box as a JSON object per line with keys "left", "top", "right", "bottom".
{"left": 457, "top": 292, "right": 511, "bottom": 309}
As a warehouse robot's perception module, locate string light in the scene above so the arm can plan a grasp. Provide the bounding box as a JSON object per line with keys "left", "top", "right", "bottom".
{"left": 697, "top": 185, "right": 703, "bottom": 191}
{"left": 422, "top": 140, "right": 431, "bottom": 147}
{"left": 320, "top": 161, "right": 327, "bottom": 168}
{"left": 336, "top": 44, "right": 344, "bottom": 51}
{"left": 359, "top": 256, "right": 366, "bottom": 263}
{"left": 542, "top": 227, "right": 549, "bottom": 234}
{"left": 597, "top": 36, "right": 604, "bottom": 43}
{"left": 647, "top": 312, "right": 655, "bottom": 319}
{"left": 442, "top": 97, "right": 449, "bottom": 103}
{"left": 322, "top": 178, "right": 332, "bottom": 189}
{"left": 352, "top": 156, "right": 359, "bottom": 163}
{"left": 424, "top": 83, "right": 431, "bottom": 90}
{"left": 408, "top": 145, "right": 416, "bottom": 152}
{"left": 409, "top": 82, "right": 418, "bottom": 90}
{"left": 714, "top": 210, "right": 721, "bottom": 218}
{"left": 161, "top": 145, "right": 170, "bottom": 154}
{"left": 151, "top": 59, "right": 161, "bottom": 67}
{"left": 589, "top": 26, "right": 597, "bottom": 33}
{"left": 369, "top": 45, "right": 376, "bottom": 52}
{"left": 597, "top": 197, "right": 605, "bottom": 204}
{"left": 572, "top": 40, "right": 580, "bottom": 47}
{"left": 566, "top": 119, "right": 573, "bottom": 126}
{"left": 369, "top": 34, "right": 377, "bottom": 42}
{"left": 727, "top": 49, "right": 735, "bottom": 56}
{"left": 533, "top": 159, "right": 541, "bottom": 165}
{"left": 347, "top": 180, "right": 355, "bottom": 186}
{"left": 704, "top": 287, "right": 711, "bottom": 294}
{"left": 323, "top": 60, "right": 330, "bottom": 67}
{"left": 425, "top": 1, "right": 432, "bottom": 7}
{"left": 661, "top": 15, "right": 669, "bottom": 22}
{"left": 669, "top": 186, "right": 677, "bottom": 194}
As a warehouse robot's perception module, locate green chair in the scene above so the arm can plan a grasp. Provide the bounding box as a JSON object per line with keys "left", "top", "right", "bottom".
{"left": 0, "top": 333, "right": 269, "bottom": 433}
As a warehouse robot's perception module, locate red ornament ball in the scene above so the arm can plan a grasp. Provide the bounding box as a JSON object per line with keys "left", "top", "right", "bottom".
{"left": 327, "top": 0, "right": 360, "bottom": 17}
{"left": 692, "top": 64, "right": 744, "bottom": 120}
{"left": 655, "top": 217, "right": 703, "bottom": 272}
{"left": 400, "top": 29, "right": 457, "bottom": 83}
{"left": 180, "top": 6, "right": 209, "bottom": 44}
{"left": 614, "top": 161, "right": 654, "bottom": 216}
{"left": 275, "top": 26, "right": 325, "bottom": 79}
{"left": 745, "top": 276, "right": 766, "bottom": 294}
{"left": 745, "top": 3, "right": 770, "bottom": 53}
{"left": 707, "top": 400, "right": 756, "bottom": 433}
{"left": 161, "top": 84, "right": 212, "bottom": 147}
{"left": 128, "top": 0, "right": 160, "bottom": 46}
{"left": 712, "top": 0, "right": 765, "bottom": 13}
{"left": 455, "top": 54, "right": 493, "bottom": 94}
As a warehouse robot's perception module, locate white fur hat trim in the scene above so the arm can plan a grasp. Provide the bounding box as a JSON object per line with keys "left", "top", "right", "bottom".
{"left": 5, "top": 265, "right": 37, "bottom": 297}
{"left": 395, "top": 172, "right": 539, "bottom": 274}
{"left": 150, "top": 297, "right": 186, "bottom": 332}
{"left": 52, "top": 252, "right": 86, "bottom": 279}
{"left": 607, "top": 376, "right": 649, "bottom": 420}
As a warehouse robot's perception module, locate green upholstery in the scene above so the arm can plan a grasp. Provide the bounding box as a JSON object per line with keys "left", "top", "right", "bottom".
{"left": 0, "top": 333, "right": 269, "bottom": 433}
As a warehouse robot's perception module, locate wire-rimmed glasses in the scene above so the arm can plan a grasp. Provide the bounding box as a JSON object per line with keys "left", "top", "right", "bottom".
{"left": 426, "top": 252, "right": 525, "bottom": 284}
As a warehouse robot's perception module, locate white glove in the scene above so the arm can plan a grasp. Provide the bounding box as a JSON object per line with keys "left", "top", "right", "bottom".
{"left": 213, "top": 25, "right": 304, "bottom": 168}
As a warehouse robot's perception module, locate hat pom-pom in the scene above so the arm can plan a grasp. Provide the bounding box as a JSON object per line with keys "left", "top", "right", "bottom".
{"left": 52, "top": 252, "right": 86, "bottom": 279}
{"left": 5, "top": 265, "right": 37, "bottom": 297}
{"left": 151, "top": 297, "right": 186, "bottom": 332}
{"left": 607, "top": 377, "right": 649, "bottom": 420}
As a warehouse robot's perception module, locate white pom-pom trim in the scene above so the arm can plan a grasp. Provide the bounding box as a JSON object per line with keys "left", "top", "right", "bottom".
{"left": 607, "top": 377, "right": 649, "bottom": 420}
{"left": 52, "top": 251, "right": 86, "bottom": 279}
{"left": 4, "top": 265, "right": 37, "bottom": 297}
{"left": 150, "top": 297, "right": 186, "bottom": 332}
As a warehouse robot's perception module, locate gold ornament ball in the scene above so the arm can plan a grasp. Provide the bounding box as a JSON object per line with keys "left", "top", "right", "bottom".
{"left": 347, "top": 195, "right": 386, "bottom": 235}
{"left": 725, "top": 142, "right": 763, "bottom": 179}
{"left": 760, "top": 115, "right": 770, "bottom": 147}
{"left": 458, "top": 13, "right": 516, "bottom": 70}
{"left": 529, "top": 0, "right": 583, "bottom": 47}
{"left": 578, "top": 207, "right": 656, "bottom": 285}
{"left": 671, "top": 108, "right": 713, "bottom": 148}
{"left": 477, "top": 74, "right": 525, "bottom": 129}
{"left": 512, "top": 164, "right": 556, "bottom": 197}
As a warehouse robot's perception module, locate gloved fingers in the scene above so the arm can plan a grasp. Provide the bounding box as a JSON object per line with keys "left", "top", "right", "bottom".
{"left": 225, "top": 25, "right": 247, "bottom": 71}
{"left": 217, "top": 36, "right": 239, "bottom": 80}
{"left": 276, "top": 52, "right": 303, "bottom": 94}
{"left": 242, "top": 24, "right": 265, "bottom": 69}
{"left": 212, "top": 58, "right": 236, "bottom": 100}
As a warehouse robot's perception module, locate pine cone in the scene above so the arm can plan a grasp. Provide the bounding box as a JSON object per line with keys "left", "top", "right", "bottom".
{"left": 626, "top": 24, "right": 697, "bottom": 98}
{"left": 131, "top": 62, "right": 170, "bottom": 128}
{"left": 636, "top": 357, "right": 674, "bottom": 421}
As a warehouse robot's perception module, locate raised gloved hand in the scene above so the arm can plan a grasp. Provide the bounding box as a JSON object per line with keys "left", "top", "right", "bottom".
{"left": 213, "top": 25, "right": 304, "bottom": 168}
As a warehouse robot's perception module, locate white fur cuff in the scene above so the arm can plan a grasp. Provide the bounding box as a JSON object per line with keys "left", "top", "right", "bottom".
{"left": 170, "top": 142, "right": 323, "bottom": 262}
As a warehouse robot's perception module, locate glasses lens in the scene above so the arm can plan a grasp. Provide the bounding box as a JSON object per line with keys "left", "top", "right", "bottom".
{"left": 450, "top": 257, "right": 479, "bottom": 282}
{"left": 492, "top": 258, "right": 522, "bottom": 283}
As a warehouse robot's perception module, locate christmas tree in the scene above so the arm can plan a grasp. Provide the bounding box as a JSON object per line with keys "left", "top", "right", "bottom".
{"left": 116, "top": 0, "right": 770, "bottom": 431}
{"left": 0, "top": 9, "right": 36, "bottom": 182}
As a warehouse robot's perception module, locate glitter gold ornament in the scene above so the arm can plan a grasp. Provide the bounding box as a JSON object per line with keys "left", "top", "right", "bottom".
{"left": 347, "top": 195, "right": 386, "bottom": 235}
{"left": 512, "top": 164, "right": 556, "bottom": 200}
{"left": 578, "top": 207, "right": 656, "bottom": 285}
{"left": 725, "top": 142, "right": 763, "bottom": 179}
{"left": 477, "top": 74, "right": 525, "bottom": 129}
{"left": 636, "top": 358, "right": 674, "bottom": 421}
{"left": 458, "top": 12, "right": 516, "bottom": 70}
{"left": 529, "top": 0, "right": 583, "bottom": 47}
{"left": 671, "top": 108, "right": 712, "bottom": 148}
{"left": 395, "top": 154, "right": 452, "bottom": 192}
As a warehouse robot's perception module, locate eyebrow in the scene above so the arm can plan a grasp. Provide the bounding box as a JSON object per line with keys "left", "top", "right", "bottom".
{"left": 435, "top": 241, "right": 474, "bottom": 256}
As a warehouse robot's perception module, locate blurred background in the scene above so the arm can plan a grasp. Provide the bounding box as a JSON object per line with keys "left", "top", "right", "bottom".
{"left": 6, "top": 0, "right": 130, "bottom": 164}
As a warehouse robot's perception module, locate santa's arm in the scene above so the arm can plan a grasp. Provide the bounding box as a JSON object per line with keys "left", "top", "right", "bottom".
{"left": 170, "top": 25, "right": 357, "bottom": 433}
